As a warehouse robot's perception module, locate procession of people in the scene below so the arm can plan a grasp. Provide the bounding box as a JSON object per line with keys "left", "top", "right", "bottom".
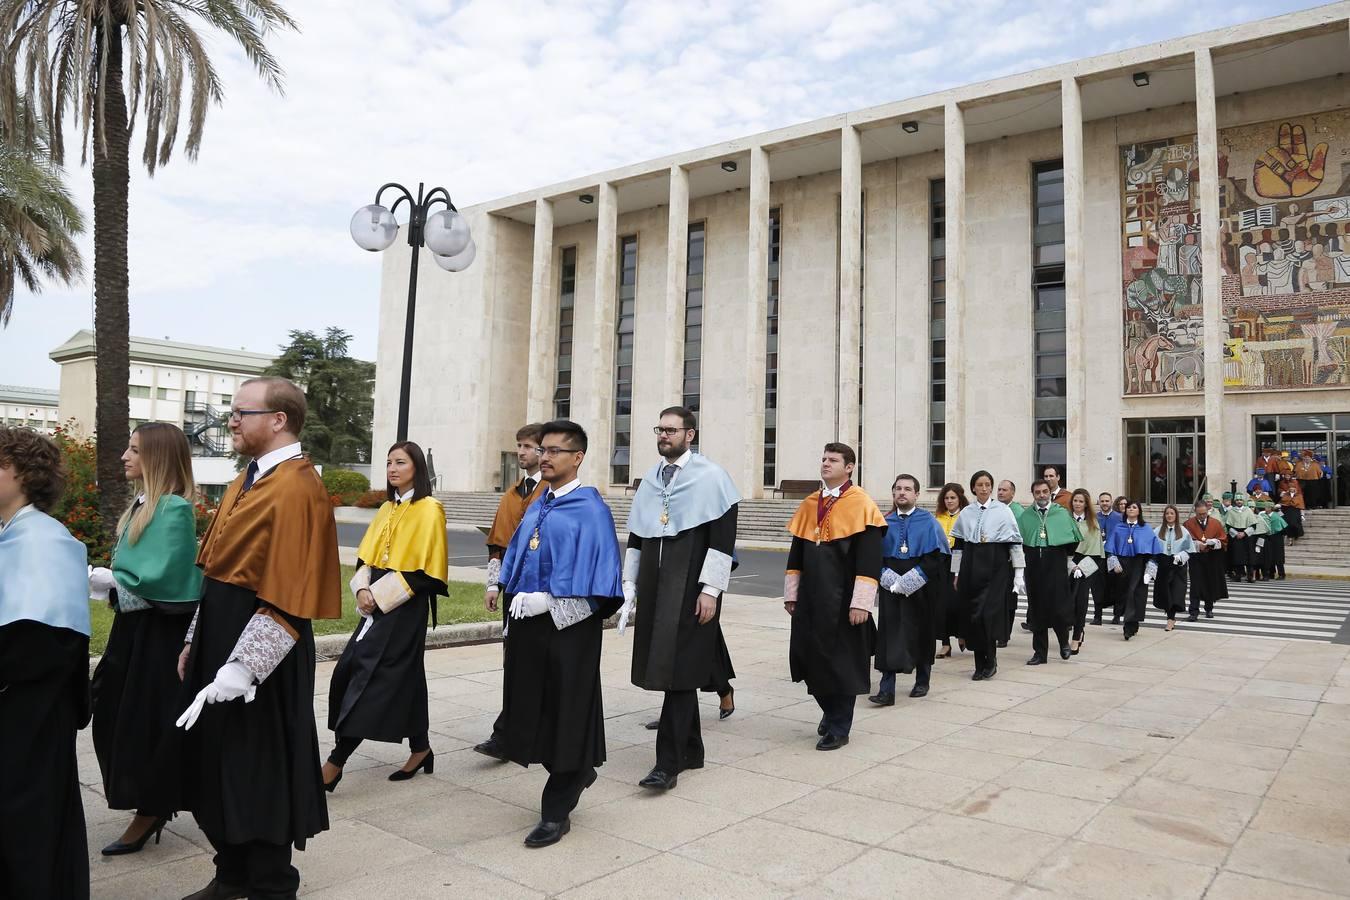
{"left": 0, "top": 391, "right": 1333, "bottom": 898}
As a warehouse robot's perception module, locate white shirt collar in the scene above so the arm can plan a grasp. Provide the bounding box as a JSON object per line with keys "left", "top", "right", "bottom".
{"left": 663, "top": 449, "right": 693, "bottom": 469}
{"left": 395, "top": 488, "right": 416, "bottom": 504}
{"left": 254, "top": 441, "right": 303, "bottom": 481}
{"left": 821, "top": 482, "right": 847, "bottom": 499}
{"left": 547, "top": 478, "right": 582, "bottom": 499}
{"left": 0, "top": 503, "right": 34, "bottom": 535}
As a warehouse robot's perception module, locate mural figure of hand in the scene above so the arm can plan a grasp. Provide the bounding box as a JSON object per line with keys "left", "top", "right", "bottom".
{"left": 1253, "top": 123, "right": 1328, "bottom": 199}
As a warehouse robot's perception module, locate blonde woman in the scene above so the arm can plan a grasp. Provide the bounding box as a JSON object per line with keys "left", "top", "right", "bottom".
{"left": 933, "top": 483, "right": 968, "bottom": 658}
{"left": 89, "top": 423, "right": 203, "bottom": 855}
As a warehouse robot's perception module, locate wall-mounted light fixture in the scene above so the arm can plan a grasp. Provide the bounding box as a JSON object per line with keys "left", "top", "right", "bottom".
{"left": 1132, "top": 71, "right": 1150, "bottom": 87}
{"left": 578, "top": 193, "right": 595, "bottom": 204}
{"left": 720, "top": 160, "right": 738, "bottom": 173}
{"left": 901, "top": 120, "right": 919, "bottom": 133}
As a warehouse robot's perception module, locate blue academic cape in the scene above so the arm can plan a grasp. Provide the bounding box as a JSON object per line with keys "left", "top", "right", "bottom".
{"left": 627, "top": 453, "right": 740, "bottom": 539}
{"left": 1097, "top": 510, "right": 1123, "bottom": 539}
{"left": 499, "top": 486, "right": 623, "bottom": 607}
{"left": 0, "top": 508, "right": 91, "bottom": 636}
{"left": 882, "top": 508, "right": 951, "bottom": 559}
{"left": 1104, "top": 521, "right": 1164, "bottom": 557}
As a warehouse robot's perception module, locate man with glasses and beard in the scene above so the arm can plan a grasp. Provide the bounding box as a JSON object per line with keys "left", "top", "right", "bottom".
{"left": 620, "top": 407, "right": 739, "bottom": 792}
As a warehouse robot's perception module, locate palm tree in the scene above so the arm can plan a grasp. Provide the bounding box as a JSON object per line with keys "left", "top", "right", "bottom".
{"left": 0, "top": 98, "right": 84, "bottom": 324}
{"left": 0, "top": 0, "right": 297, "bottom": 534}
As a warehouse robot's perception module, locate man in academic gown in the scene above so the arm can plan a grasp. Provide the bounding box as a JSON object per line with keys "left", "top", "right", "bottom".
{"left": 620, "top": 407, "right": 739, "bottom": 791}
{"left": 175, "top": 377, "right": 341, "bottom": 900}
{"left": 475, "top": 423, "right": 546, "bottom": 762}
{"left": 871, "top": 473, "right": 949, "bottom": 703}
{"left": 1092, "top": 492, "right": 1122, "bottom": 625}
{"left": 1226, "top": 493, "right": 1259, "bottom": 583}
{"left": 1018, "top": 479, "right": 1082, "bottom": 664}
{"left": 951, "top": 471, "right": 1025, "bottom": 681}
{"left": 784, "top": 443, "right": 886, "bottom": 751}
{"left": 1184, "top": 498, "right": 1227, "bottom": 621}
{"left": 1042, "top": 465, "right": 1073, "bottom": 511}
{"left": 490, "top": 420, "right": 623, "bottom": 847}
{"left": 998, "top": 480, "right": 1025, "bottom": 642}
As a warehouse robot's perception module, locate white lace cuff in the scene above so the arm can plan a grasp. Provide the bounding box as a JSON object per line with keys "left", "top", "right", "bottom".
{"left": 851, "top": 578, "right": 878, "bottom": 611}
{"left": 548, "top": 596, "right": 594, "bottom": 630}
{"left": 785, "top": 571, "right": 801, "bottom": 604}
{"left": 349, "top": 565, "right": 372, "bottom": 596}
{"left": 698, "top": 549, "right": 733, "bottom": 594}
{"left": 185, "top": 606, "right": 201, "bottom": 643}
{"left": 114, "top": 579, "right": 153, "bottom": 613}
{"left": 1009, "top": 544, "right": 1026, "bottom": 568}
{"left": 370, "top": 571, "right": 412, "bottom": 613}
{"left": 227, "top": 614, "right": 297, "bottom": 684}
{"left": 623, "top": 547, "right": 641, "bottom": 584}
{"left": 486, "top": 557, "right": 502, "bottom": 592}
{"left": 951, "top": 549, "right": 963, "bottom": 574}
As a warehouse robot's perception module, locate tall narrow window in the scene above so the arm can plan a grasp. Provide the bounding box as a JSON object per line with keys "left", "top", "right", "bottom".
{"left": 611, "top": 236, "right": 638, "bottom": 485}
{"left": 1032, "top": 161, "right": 1067, "bottom": 477}
{"left": 840, "top": 197, "right": 866, "bottom": 477}
{"left": 683, "top": 222, "right": 705, "bottom": 442}
{"left": 763, "top": 208, "right": 782, "bottom": 488}
{"left": 553, "top": 247, "right": 577, "bottom": 419}
{"left": 928, "top": 180, "right": 946, "bottom": 489}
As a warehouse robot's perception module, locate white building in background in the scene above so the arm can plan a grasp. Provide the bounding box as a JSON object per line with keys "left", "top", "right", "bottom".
{"left": 372, "top": 5, "right": 1350, "bottom": 507}
{"left": 0, "top": 384, "right": 61, "bottom": 433}
{"left": 49, "top": 329, "right": 275, "bottom": 496}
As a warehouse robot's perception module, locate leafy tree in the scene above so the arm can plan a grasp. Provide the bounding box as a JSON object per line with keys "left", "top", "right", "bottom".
{"left": 265, "top": 327, "right": 375, "bottom": 468}
{"left": 1, "top": 0, "right": 298, "bottom": 538}
{"left": 0, "top": 97, "right": 83, "bottom": 324}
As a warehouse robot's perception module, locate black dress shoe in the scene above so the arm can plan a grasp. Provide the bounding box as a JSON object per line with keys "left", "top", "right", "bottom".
{"left": 1020, "top": 621, "right": 1032, "bottom": 632}
{"left": 983, "top": 665, "right": 998, "bottom": 680}
{"left": 815, "top": 734, "right": 849, "bottom": 751}
{"left": 102, "top": 814, "right": 171, "bottom": 855}
{"left": 1026, "top": 655, "right": 1047, "bottom": 666}
{"left": 1060, "top": 645, "right": 1072, "bottom": 660}
{"left": 972, "top": 668, "right": 988, "bottom": 681}
{"left": 867, "top": 692, "right": 895, "bottom": 706}
{"left": 1091, "top": 616, "right": 1102, "bottom": 626}
{"left": 1111, "top": 618, "right": 1121, "bottom": 624}
{"left": 1205, "top": 610, "right": 1214, "bottom": 619}
{"left": 818, "top": 716, "right": 828, "bottom": 736}
{"left": 473, "top": 738, "right": 508, "bottom": 762}
{"left": 181, "top": 879, "right": 247, "bottom": 900}
{"left": 389, "top": 749, "right": 434, "bottom": 781}
{"left": 1185, "top": 614, "right": 1198, "bottom": 622}
{"left": 997, "top": 640, "right": 1009, "bottom": 648}
{"left": 644, "top": 720, "right": 660, "bottom": 730}
{"left": 524, "top": 818, "right": 570, "bottom": 848}
{"left": 909, "top": 684, "right": 929, "bottom": 698}
{"left": 638, "top": 768, "right": 678, "bottom": 790}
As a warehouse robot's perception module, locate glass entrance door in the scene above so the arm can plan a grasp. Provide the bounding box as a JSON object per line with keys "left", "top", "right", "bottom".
{"left": 1253, "top": 414, "right": 1347, "bottom": 509}
{"left": 1127, "top": 418, "right": 1206, "bottom": 505}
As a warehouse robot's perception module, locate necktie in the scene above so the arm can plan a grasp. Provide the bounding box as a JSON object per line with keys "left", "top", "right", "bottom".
{"left": 242, "top": 460, "right": 260, "bottom": 492}
{"left": 546, "top": 491, "right": 556, "bottom": 504}
{"left": 662, "top": 464, "right": 678, "bottom": 486}
{"left": 522, "top": 477, "right": 536, "bottom": 498}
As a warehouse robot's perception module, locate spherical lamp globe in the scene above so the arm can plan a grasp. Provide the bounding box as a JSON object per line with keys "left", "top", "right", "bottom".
{"left": 350, "top": 204, "right": 398, "bottom": 252}
{"left": 424, "top": 209, "right": 471, "bottom": 257}
{"left": 433, "top": 239, "right": 476, "bottom": 272}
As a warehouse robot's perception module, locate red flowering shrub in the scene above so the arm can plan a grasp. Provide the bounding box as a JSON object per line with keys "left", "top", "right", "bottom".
{"left": 353, "top": 489, "right": 387, "bottom": 508}
{"left": 50, "top": 422, "right": 110, "bottom": 565}
{"left": 193, "top": 495, "right": 218, "bottom": 538}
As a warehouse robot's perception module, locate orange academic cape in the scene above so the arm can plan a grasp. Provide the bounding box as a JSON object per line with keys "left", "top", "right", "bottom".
{"left": 197, "top": 457, "right": 341, "bottom": 620}
{"left": 485, "top": 475, "right": 546, "bottom": 557}
{"left": 786, "top": 488, "right": 888, "bottom": 546}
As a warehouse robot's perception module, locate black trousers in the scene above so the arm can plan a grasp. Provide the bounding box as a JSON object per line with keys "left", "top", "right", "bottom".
{"left": 814, "top": 693, "right": 856, "bottom": 738}
{"left": 1032, "top": 623, "right": 1070, "bottom": 659}
{"left": 974, "top": 648, "right": 997, "bottom": 672}
{"left": 879, "top": 662, "right": 930, "bottom": 694}
{"left": 327, "top": 732, "right": 429, "bottom": 766}
{"left": 1003, "top": 590, "right": 1019, "bottom": 641}
{"left": 655, "top": 690, "right": 703, "bottom": 773}
{"left": 1087, "top": 564, "right": 1110, "bottom": 622}
{"left": 540, "top": 766, "right": 595, "bottom": 822}
{"left": 204, "top": 828, "right": 298, "bottom": 900}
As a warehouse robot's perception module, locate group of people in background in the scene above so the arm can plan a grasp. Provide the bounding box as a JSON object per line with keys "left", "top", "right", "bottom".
{"left": 2, "top": 389, "right": 1336, "bottom": 896}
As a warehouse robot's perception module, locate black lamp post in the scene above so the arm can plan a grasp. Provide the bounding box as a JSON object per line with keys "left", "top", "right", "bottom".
{"left": 350, "top": 182, "right": 476, "bottom": 441}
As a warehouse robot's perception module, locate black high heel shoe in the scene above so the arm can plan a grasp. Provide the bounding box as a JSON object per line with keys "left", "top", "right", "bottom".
{"left": 389, "top": 749, "right": 434, "bottom": 781}
{"left": 324, "top": 768, "right": 343, "bottom": 793}
{"left": 719, "top": 687, "right": 735, "bottom": 720}
{"left": 101, "top": 814, "right": 172, "bottom": 856}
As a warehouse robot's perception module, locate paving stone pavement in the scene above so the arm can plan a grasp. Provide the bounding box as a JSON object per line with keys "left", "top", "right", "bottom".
{"left": 83, "top": 592, "right": 1350, "bottom": 899}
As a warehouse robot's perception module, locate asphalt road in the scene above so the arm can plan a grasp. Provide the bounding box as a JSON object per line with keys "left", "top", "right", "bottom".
{"left": 336, "top": 523, "right": 788, "bottom": 598}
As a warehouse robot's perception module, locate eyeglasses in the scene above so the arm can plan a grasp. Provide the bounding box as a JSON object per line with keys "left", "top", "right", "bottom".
{"left": 653, "top": 426, "right": 690, "bottom": 436}
{"left": 228, "top": 409, "right": 278, "bottom": 422}
{"left": 539, "top": 446, "right": 581, "bottom": 458}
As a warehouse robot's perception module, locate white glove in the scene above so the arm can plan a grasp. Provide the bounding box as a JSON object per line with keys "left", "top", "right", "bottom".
{"left": 1071, "top": 567, "right": 1084, "bottom": 579}
{"left": 175, "top": 661, "right": 256, "bottom": 730}
{"left": 1175, "top": 551, "right": 1189, "bottom": 566}
{"left": 88, "top": 566, "right": 116, "bottom": 601}
{"left": 1013, "top": 570, "right": 1026, "bottom": 597}
{"left": 1207, "top": 538, "right": 1221, "bottom": 549}
{"left": 617, "top": 582, "right": 637, "bottom": 635}
{"left": 509, "top": 592, "right": 551, "bottom": 619}
{"left": 1143, "top": 559, "right": 1157, "bottom": 586}
{"left": 879, "top": 567, "right": 903, "bottom": 594}
{"left": 1143, "top": 571, "right": 1155, "bottom": 586}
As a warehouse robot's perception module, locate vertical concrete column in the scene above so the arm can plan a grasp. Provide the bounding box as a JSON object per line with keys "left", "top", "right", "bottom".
{"left": 588, "top": 182, "right": 619, "bottom": 488}
{"left": 743, "top": 146, "right": 771, "bottom": 497}
{"left": 943, "top": 102, "right": 967, "bottom": 481}
{"left": 664, "top": 165, "right": 690, "bottom": 405}
{"left": 838, "top": 125, "right": 863, "bottom": 449}
{"left": 1061, "top": 77, "right": 1087, "bottom": 483}
{"left": 1195, "top": 49, "right": 1227, "bottom": 494}
{"left": 525, "top": 197, "right": 555, "bottom": 423}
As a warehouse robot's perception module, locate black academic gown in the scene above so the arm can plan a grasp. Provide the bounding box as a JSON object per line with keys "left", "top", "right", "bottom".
{"left": 329, "top": 568, "right": 444, "bottom": 743}
{"left": 91, "top": 595, "right": 195, "bottom": 813}
{"left": 0, "top": 619, "right": 90, "bottom": 900}
{"left": 876, "top": 549, "right": 944, "bottom": 675}
{"left": 787, "top": 527, "right": 883, "bottom": 696}
{"left": 1152, "top": 554, "right": 1189, "bottom": 619}
{"left": 176, "top": 579, "right": 327, "bottom": 849}
{"left": 629, "top": 505, "right": 738, "bottom": 691}
{"left": 1024, "top": 546, "right": 1074, "bottom": 637}
{"left": 953, "top": 541, "right": 1016, "bottom": 659}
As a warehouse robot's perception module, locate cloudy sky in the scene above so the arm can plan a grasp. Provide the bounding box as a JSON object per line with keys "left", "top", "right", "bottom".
{"left": 0, "top": 0, "right": 1321, "bottom": 387}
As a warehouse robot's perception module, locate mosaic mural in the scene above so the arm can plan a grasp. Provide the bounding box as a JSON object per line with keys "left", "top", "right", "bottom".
{"left": 1119, "top": 109, "right": 1350, "bottom": 394}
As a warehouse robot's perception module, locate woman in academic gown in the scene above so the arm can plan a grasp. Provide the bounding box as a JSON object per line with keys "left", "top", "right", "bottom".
{"left": 90, "top": 423, "right": 203, "bottom": 855}
{"left": 949, "top": 471, "right": 1025, "bottom": 681}
{"left": 1225, "top": 494, "right": 1259, "bottom": 583}
{"left": 324, "top": 441, "right": 447, "bottom": 790}
{"left": 933, "top": 483, "right": 968, "bottom": 658}
{"left": 1253, "top": 501, "right": 1288, "bottom": 581}
{"left": 1104, "top": 500, "right": 1164, "bottom": 640}
{"left": 1150, "top": 505, "right": 1194, "bottom": 632}
{"left": 0, "top": 426, "right": 92, "bottom": 900}
{"left": 1067, "top": 489, "right": 1102, "bottom": 655}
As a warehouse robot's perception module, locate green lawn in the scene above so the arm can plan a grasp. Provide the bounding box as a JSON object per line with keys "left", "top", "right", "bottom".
{"left": 88, "top": 565, "right": 493, "bottom": 656}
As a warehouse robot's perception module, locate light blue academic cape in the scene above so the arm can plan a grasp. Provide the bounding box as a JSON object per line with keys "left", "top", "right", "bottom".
{"left": 0, "top": 507, "right": 91, "bottom": 636}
